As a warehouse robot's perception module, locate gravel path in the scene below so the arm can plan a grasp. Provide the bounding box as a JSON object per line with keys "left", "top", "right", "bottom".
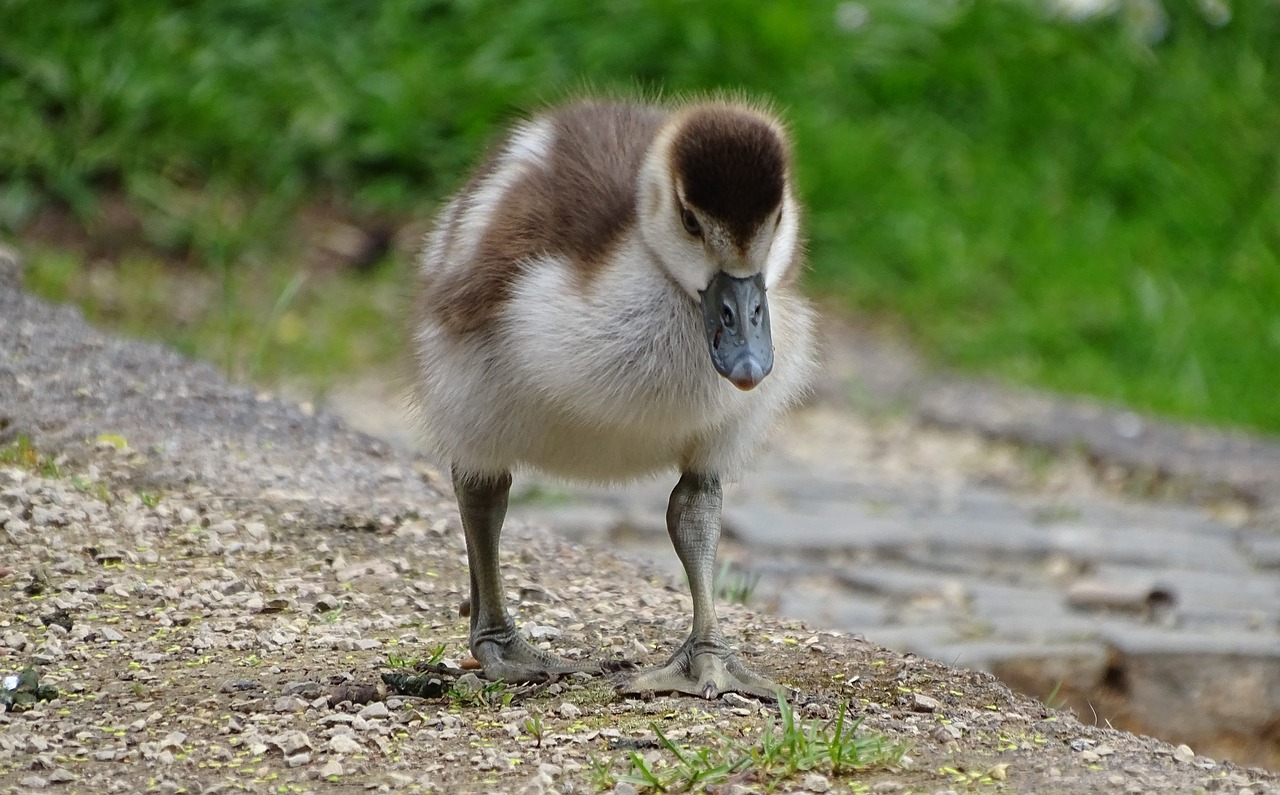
{"left": 3, "top": 268, "right": 1280, "bottom": 793}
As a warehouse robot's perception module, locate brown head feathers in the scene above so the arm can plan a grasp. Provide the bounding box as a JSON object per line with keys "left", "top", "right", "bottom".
{"left": 670, "top": 105, "right": 788, "bottom": 246}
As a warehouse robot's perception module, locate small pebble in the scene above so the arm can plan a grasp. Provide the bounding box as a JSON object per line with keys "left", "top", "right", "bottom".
{"left": 159, "top": 731, "right": 186, "bottom": 751}
{"left": 315, "top": 595, "right": 341, "bottom": 612}
{"left": 319, "top": 713, "right": 355, "bottom": 726}
{"left": 283, "top": 681, "right": 322, "bottom": 697}
{"left": 273, "top": 696, "right": 307, "bottom": 713}
{"left": 518, "top": 773, "right": 552, "bottom": 795}
{"left": 721, "top": 692, "right": 758, "bottom": 710}
{"left": 328, "top": 735, "right": 363, "bottom": 754}
{"left": 272, "top": 730, "right": 312, "bottom": 756}
{"left": 243, "top": 521, "right": 268, "bottom": 539}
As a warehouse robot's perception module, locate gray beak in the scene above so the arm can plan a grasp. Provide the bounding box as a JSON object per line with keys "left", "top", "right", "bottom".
{"left": 699, "top": 272, "right": 773, "bottom": 391}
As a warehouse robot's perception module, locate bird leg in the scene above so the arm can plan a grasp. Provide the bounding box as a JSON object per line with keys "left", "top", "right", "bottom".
{"left": 453, "top": 466, "right": 608, "bottom": 682}
{"left": 621, "top": 472, "right": 787, "bottom": 700}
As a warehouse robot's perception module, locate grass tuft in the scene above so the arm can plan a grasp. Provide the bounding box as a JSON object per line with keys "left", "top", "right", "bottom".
{"left": 613, "top": 694, "right": 905, "bottom": 792}
{"left": 713, "top": 561, "right": 761, "bottom": 607}
{"left": 0, "top": 435, "right": 61, "bottom": 478}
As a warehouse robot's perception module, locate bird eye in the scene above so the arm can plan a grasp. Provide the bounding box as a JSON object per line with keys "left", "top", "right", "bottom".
{"left": 680, "top": 207, "right": 701, "bottom": 237}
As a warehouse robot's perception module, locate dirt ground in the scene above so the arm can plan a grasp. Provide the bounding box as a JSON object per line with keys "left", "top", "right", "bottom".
{"left": 2, "top": 448, "right": 1277, "bottom": 795}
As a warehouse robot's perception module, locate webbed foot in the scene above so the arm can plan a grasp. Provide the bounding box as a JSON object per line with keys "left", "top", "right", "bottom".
{"left": 620, "top": 638, "right": 788, "bottom": 700}
{"left": 474, "top": 624, "right": 634, "bottom": 683}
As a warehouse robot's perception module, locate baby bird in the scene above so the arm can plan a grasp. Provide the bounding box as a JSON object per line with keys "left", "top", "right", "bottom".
{"left": 411, "top": 97, "right": 817, "bottom": 699}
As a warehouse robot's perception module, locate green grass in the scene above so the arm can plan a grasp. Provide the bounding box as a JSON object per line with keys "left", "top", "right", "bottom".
{"left": 0, "top": 435, "right": 62, "bottom": 478}
{"left": 22, "top": 245, "right": 405, "bottom": 389}
{"left": 385, "top": 644, "right": 449, "bottom": 670}
{"left": 800, "top": 1, "right": 1280, "bottom": 434}
{"left": 2, "top": 0, "right": 1278, "bottom": 432}
{"left": 713, "top": 561, "right": 761, "bottom": 606}
{"left": 610, "top": 695, "right": 904, "bottom": 792}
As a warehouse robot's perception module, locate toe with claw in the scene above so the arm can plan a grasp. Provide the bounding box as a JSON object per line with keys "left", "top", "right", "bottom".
{"left": 622, "top": 638, "right": 789, "bottom": 700}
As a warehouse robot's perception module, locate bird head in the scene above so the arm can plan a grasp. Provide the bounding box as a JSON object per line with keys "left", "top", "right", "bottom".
{"left": 637, "top": 102, "right": 799, "bottom": 391}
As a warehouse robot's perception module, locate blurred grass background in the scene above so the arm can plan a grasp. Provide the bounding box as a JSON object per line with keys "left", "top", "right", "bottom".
{"left": 2, "top": 0, "right": 1278, "bottom": 432}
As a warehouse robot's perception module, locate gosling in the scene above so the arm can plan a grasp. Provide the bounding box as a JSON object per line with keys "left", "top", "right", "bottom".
{"left": 411, "top": 97, "right": 817, "bottom": 699}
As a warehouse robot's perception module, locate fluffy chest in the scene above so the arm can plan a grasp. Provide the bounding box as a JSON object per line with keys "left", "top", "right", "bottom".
{"left": 502, "top": 243, "right": 738, "bottom": 438}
